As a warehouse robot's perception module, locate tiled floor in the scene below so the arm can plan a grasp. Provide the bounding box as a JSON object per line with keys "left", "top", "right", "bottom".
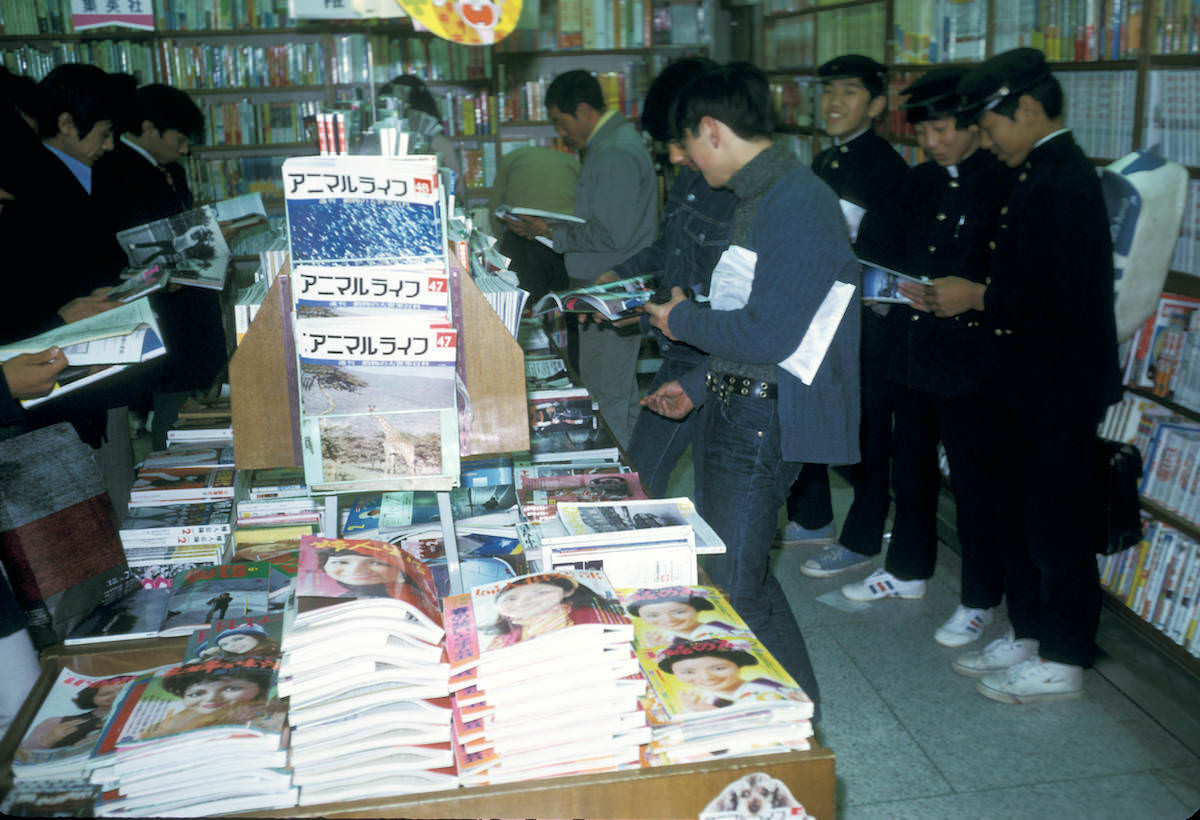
{"left": 663, "top": 459, "right": 1200, "bottom": 819}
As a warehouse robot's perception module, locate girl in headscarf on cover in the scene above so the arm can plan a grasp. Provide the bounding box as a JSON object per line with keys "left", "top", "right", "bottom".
{"left": 623, "top": 587, "right": 748, "bottom": 648}
{"left": 314, "top": 539, "right": 415, "bottom": 599}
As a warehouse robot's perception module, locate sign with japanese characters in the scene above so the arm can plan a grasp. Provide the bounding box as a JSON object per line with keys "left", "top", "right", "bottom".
{"left": 71, "top": 0, "right": 154, "bottom": 30}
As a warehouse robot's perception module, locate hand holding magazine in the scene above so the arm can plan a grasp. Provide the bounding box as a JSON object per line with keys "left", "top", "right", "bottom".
{"left": 530, "top": 275, "right": 659, "bottom": 321}
{"left": 860, "top": 259, "right": 930, "bottom": 304}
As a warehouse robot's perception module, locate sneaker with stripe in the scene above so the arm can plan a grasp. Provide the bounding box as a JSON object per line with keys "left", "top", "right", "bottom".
{"left": 934, "top": 605, "right": 994, "bottom": 647}
{"left": 840, "top": 568, "right": 927, "bottom": 602}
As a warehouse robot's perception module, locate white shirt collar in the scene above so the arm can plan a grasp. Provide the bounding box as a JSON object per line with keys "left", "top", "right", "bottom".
{"left": 1034, "top": 128, "right": 1071, "bottom": 149}
{"left": 122, "top": 134, "right": 158, "bottom": 166}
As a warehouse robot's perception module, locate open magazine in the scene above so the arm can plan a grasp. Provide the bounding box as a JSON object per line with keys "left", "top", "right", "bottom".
{"left": 530, "top": 275, "right": 658, "bottom": 321}
{"left": 860, "top": 259, "right": 930, "bottom": 304}
{"left": 494, "top": 204, "right": 585, "bottom": 225}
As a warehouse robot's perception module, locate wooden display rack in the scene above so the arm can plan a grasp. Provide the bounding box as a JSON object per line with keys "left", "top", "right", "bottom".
{"left": 228, "top": 263, "right": 528, "bottom": 470}
{"left": 2, "top": 642, "right": 834, "bottom": 820}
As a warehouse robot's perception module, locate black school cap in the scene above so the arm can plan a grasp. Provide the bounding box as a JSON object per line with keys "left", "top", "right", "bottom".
{"left": 955, "top": 47, "right": 1052, "bottom": 125}
{"left": 817, "top": 54, "right": 887, "bottom": 98}
{"left": 900, "top": 66, "right": 969, "bottom": 125}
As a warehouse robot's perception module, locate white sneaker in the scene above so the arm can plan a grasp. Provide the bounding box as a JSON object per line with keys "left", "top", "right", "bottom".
{"left": 840, "top": 568, "right": 927, "bottom": 601}
{"left": 934, "top": 605, "right": 994, "bottom": 648}
{"left": 951, "top": 630, "right": 1037, "bottom": 678}
{"left": 975, "top": 657, "right": 1084, "bottom": 704}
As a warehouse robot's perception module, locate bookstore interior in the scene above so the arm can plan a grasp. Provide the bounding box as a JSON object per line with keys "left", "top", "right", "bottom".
{"left": 1, "top": 0, "right": 1200, "bottom": 817}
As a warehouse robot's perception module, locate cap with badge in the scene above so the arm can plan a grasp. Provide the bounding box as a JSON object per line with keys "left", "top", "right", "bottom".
{"left": 955, "top": 47, "right": 1053, "bottom": 125}
{"left": 900, "top": 66, "right": 969, "bottom": 125}
{"left": 817, "top": 54, "right": 887, "bottom": 97}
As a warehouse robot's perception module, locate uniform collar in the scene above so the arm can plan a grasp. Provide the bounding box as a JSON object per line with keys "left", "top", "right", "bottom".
{"left": 121, "top": 134, "right": 159, "bottom": 166}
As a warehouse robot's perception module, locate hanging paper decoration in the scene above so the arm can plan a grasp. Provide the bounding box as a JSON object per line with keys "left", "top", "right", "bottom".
{"left": 396, "top": 0, "right": 523, "bottom": 46}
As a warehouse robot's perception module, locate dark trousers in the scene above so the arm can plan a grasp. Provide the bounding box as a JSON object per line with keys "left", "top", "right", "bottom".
{"left": 498, "top": 228, "right": 568, "bottom": 305}
{"left": 626, "top": 353, "right": 705, "bottom": 506}
{"left": 990, "top": 396, "right": 1103, "bottom": 667}
{"left": 887, "top": 385, "right": 1004, "bottom": 609}
{"left": 698, "top": 390, "right": 821, "bottom": 721}
{"left": 786, "top": 308, "right": 895, "bottom": 555}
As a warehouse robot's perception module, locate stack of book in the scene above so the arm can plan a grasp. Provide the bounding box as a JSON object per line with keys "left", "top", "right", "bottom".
{"left": 232, "top": 481, "right": 322, "bottom": 570}
{"left": 618, "top": 585, "right": 815, "bottom": 767}
{"left": 165, "top": 398, "right": 234, "bottom": 448}
{"left": 86, "top": 655, "right": 295, "bottom": 816}
{"left": 526, "top": 386, "right": 620, "bottom": 463}
{"left": 283, "top": 535, "right": 457, "bottom": 805}
{"left": 119, "top": 499, "right": 233, "bottom": 589}
{"left": 443, "top": 568, "right": 649, "bottom": 786}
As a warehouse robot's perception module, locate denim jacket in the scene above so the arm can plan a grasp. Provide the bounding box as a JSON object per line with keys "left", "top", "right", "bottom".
{"left": 615, "top": 166, "right": 736, "bottom": 364}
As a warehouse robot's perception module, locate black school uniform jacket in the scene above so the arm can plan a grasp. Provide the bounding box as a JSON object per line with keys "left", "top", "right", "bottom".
{"left": 93, "top": 142, "right": 226, "bottom": 392}
{"left": 812, "top": 127, "right": 909, "bottom": 268}
{"left": 891, "top": 149, "right": 1014, "bottom": 396}
{"left": 981, "top": 132, "right": 1121, "bottom": 418}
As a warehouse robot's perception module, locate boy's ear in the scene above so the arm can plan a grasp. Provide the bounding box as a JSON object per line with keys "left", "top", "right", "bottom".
{"left": 56, "top": 111, "right": 77, "bottom": 138}
{"left": 699, "top": 115, "right": 721, "bottom": 145}
{"left": 866, "top": 94, "right": 887, "bottom": 121}
{"left": 1015, "top": 93, "right": 1045, "bottom": 123}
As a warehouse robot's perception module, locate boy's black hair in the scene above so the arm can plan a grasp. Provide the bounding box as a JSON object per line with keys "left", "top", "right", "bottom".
{"left": 640, "top": 57, "right": 715, "bottom": 143}
{"left": 35, "top": 64, "right": 128, "bottom": 140}
{"left": 669, "top": 61, "right": 774, "bottom": 142}
{"left": 545, "top": 70, "right": 606, "bottom": 116}
{"left": 132, "top": 84, "right": 204, "bottom": 142}
{"left": 381, "top": 74, "right": 443, "bottom": 123}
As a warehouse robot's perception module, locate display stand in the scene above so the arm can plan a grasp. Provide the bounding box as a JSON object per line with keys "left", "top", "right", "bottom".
{"left": 1, "top": 642, "right": 835, "bottom": 820}
{"left": 229, "top": 267, "right": 302, "bottom": 470}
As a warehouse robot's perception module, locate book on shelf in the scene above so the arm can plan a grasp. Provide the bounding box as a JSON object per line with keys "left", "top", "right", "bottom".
{"left": 530, "top": 274, "right": 658, "bottom": 321}
{"left": 0, "top": 298, "right": 166, "bottom": 408}
{"left": 139, "top": 445, "right": 236, "bottom": 471}
{"left": 524, "top": 354, "right": 573, "bottom": 391}
{"left": 128, "top": 466, "right": 238, "bottom": 506}
{"left": 243, "top": 466, "right": 309, "bottom": 500}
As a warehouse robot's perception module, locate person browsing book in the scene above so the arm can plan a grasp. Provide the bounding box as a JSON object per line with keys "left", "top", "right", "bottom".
{"left": 838, "top": 68, "right": 1015, "bottom": 652}
{"left": 790, "top": 55, "right": 909, "bottom": 579}
{"left": 642, "top": 62, "right": 865, "bottom": 721}
{"left": 93, "top": 83, "right": 225, "bottom": 449}
{"left": 908, "top": 48, "right": 1121, "bottom": 703}
{"left": 506, "top": 70, "right": 657, "bottom": 449}
{"left": 612, "top": 58, "right": 736, "bottom": 505}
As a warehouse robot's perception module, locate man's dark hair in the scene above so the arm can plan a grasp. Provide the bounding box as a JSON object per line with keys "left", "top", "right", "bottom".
{"left": 35, "top": 64, "right": 127, "bottom": 139}
{"left": 670, "top": 62, "right": 774, "bottom": 142}
{"left": 990, "top": 75, "right": 1064, "bottom": 121}
{"left": 132, "top": 83, "right": 204, "bottom": 141}
{"left": 381, "top": 74, "right": 443, "bottom": 123}
{"left": 641, "top": 57, "right": 715, "bottom": 143}
{"left": 545, "top": 70, "right": 606, "bottom": 116}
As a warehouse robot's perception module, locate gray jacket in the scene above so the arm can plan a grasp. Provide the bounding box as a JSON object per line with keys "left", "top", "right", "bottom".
{"left": 551, "top": 113, "right": 656, "bottom": 282}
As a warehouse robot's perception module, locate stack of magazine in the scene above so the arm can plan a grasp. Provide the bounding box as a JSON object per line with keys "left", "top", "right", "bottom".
{"left": 443, "top": 568, "right": 649, "bottom": 786}
{"left": 283, "top": 154, "right": 460, "bottom": 494}
{"left": 617, "top": 585, "right": 815, "bottom": 767}
{"left": 283, "top": 535, "right": 457, "bottom": 806}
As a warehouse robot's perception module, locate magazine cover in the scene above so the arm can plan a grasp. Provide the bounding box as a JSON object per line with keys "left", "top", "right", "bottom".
{"left": 295, "top": 536, "right": 442, "bottom": 628}
{"left": 523, "top": 356, "right": 572, "bottom": 391}
{"left": 282, "top": 155, "right": 444, "bottom": 267}
{"left": 183, "top": 614, "right": 285, "bottom": 663}
{"left": 13, "top": 669, "right": 143, "bottom": 775}
{"left": 617, "top": 586, "right": 758, "bottom": 653}
{"left": 859, "top": 260, "right": 929, "bottom": 304}
{"left": 397, "top": 531, "right": 524, "bottom": 597}
{"left": 554, "top": 497, "right": 727, "bottom": 555}
{"left": 443, "top": 568, "right": 631, "bottom": 671}
{"left": 530, "top": 274, "right": 657, "bottom": 320}
{"left": 517, "top": 473, "right": 646, "bottom": 522}
{"left": 158, "top": 561, "right": 273, "bottom": 637}
{"left": 527, "top": 389, "right": 615, "bottom": 457}
{"left": 63, "top": 587, "right": 172, "bottom": 645}
{"left": 128, "top": 466, "right": 237, "bottom": 505}
{"left": 114, "top": 204, "right": 231, "bottom": 290}
{"left": 90, "top": 657, "right": 286, "bottom": 751}
{"left": 292, "top": 263, "right": 450, "bottom": 313}
{"left": 295, "top": 314, "right": 459, "bottom": 491}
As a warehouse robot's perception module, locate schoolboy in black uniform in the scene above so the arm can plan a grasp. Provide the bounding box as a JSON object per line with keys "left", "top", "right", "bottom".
{"left": 914, "top": 49, "right": 1121, "bottom": 703}
{"left": 794, "top": 55, "right": 909, "bottom": 578}
{"left": 839, "top": 67, "right": 1014, "bottom": 651}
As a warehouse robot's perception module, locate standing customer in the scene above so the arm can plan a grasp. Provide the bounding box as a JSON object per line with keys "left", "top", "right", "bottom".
{"left": 507, "top": 70, "right": 656, "bottom": 449}
{"left": 643, "top": 62, "right": 863, "bottom": 717}
{"left": 915, "top": 48, "right": 1121, "bottom": 702}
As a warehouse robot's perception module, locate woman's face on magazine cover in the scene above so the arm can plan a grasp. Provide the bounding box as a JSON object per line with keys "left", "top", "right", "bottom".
{"left": 324, "top": 553, "right": 401, "bottom": 588}
{"left": 671, "top": 657, "right": 743, "bottom": 693}
{"left": 496, "top": 582, "right": 566, "bottom": 621}
{"left": 90, "top": 683, "right": 123, "bottom": 711}
{"left": 217, "top": 634, "right": 261, "bottom": 655}
{"left": 181, "top": 678, "right": 262, "bottom": 713}
{"left": 637, "top": 602, "right": 701, "bottom": 634}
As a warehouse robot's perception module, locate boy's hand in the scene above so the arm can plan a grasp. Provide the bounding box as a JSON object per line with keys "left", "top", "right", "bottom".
{"left": 640, "top": 379, "right": 694, "bottom": 419}
{"left": 925, "top": 276, "right": 986, "bottom": 318}
{"left": 642, "top": 286, "right": 687, "bottom": 340}
{"left": 58, "top": 294, "right": 118, "bottom": 324}
{"left": 3, "top": 347, "right": 68, "bottom": 399}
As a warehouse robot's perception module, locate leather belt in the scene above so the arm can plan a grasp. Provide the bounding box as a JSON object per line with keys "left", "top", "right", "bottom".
{"left": 706, "top": 371, "right": 778, "bottom": 400}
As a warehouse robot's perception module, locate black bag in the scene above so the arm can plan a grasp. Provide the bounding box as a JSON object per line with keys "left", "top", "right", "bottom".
{"left": 1092, "top": 437, "right": 1144, "bottom": 556}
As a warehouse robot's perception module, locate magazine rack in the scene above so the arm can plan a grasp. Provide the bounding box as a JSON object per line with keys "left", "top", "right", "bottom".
{"left": 228, "top": 263, "right": 528, "bottom": 471}
{"left": 4, "top": 642, "right": 836, "bottom": 820}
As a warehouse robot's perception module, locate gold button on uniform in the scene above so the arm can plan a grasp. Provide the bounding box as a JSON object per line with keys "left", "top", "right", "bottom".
{"left": 989, "top": 241, "right": 996, "bottom": 249}
{"left": 831, "top": 160, "right": 839, "bottom": 169}
{"left": 936, "top": 213, "right": 946, "bottom": 221}
{"left": 1000, "top": 206, "right": 1008, "bottom": 215}
{"left": 839, "top": 145, "right": 849, "bottom": 153}
{"left": 949, "top": 180, "right": 960, "bottom": 188}
{"left": 928, "top": 245, "right": 936, "bottom": 253}
{"left": 1018, "top": 172, "right": 1027, "bottom": 181}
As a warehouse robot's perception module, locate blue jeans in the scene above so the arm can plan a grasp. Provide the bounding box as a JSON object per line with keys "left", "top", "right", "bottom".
{"left": 698, "top": 389, "right": 821, "bottom": 720}
{"left": 626, "top": 354, "right": 705, "bottom": 506}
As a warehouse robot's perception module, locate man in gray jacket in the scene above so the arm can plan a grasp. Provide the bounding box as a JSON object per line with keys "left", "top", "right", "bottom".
{"left": 508, "top": 71, "right": 656, "bottom": 448}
